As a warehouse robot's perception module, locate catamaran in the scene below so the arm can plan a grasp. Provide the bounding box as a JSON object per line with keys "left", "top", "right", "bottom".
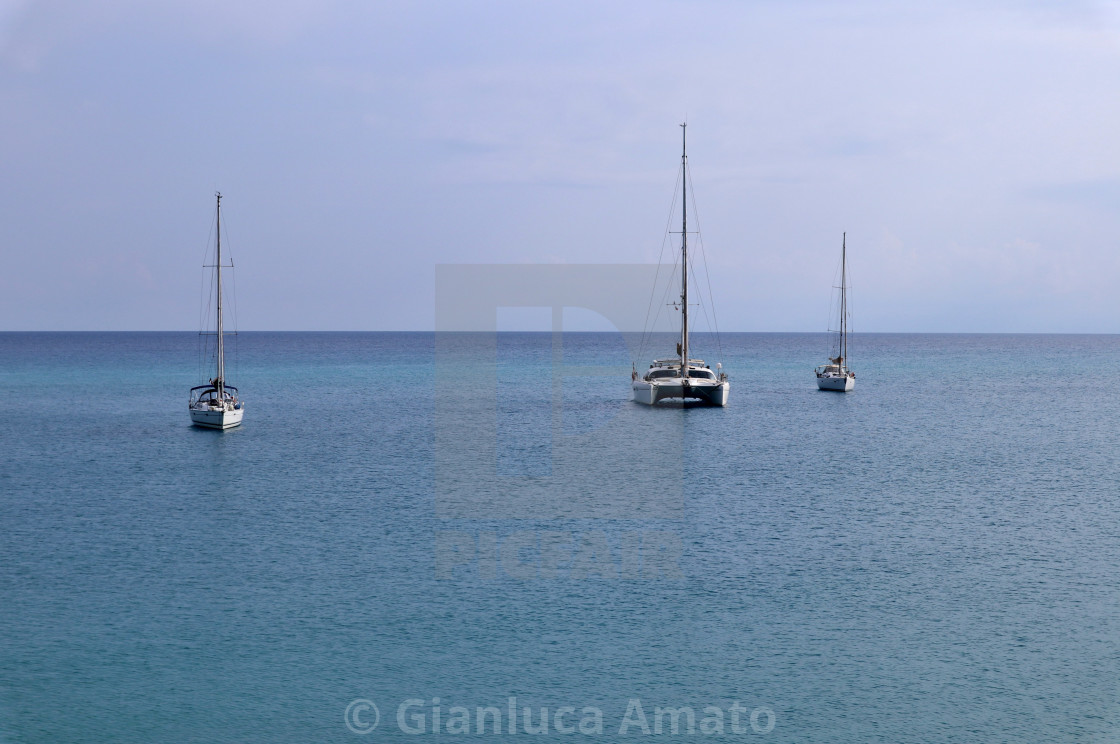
{"left": 189, "top": 192, "right": 245, "bottom": 428}
{"left": 815, "top": 233, "right": 855, "bottom": 392}
{"left": 632, "top": 124, "right": 729, "bottom": 407}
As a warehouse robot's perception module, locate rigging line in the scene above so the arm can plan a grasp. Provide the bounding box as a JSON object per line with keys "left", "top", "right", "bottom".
{"left": 215, "top": 197, "right": 241, "bottom": 383}
{"left": 684, "top": 160, "right": 724, "bottom": 362}
{"left": 646, "top": 251, "right": 683, "bottom": 361}
{"left": 197, "top": 250, "right": 207, "bottom": 383}
{"left": 222, "top": 208, "right": 235, "bottom": 315}
{"left": 228, "top": 267, "right": 238, "bottom": 381}
{"left": 686, "top": 170, "right": 719, "bottom": 360}
{"left": 198, "top": 207, "right": 218, "bottom": 382}
{"left": 205, "top": 264, "right": 215, "bottom": 327}
{"left": 640, "top": 164, "right": 684, "bottom": 361}
{"left": 825, "top": 250, "right": 843, "bottom": 355}
{"left": 201, "top": 205, "right": 222, "bottom": 383}
{"left": 201, "top": 257, "right": 216, "bottom": 381}
{"left": 684, "top": 249, "right": 717, "bottom": 358}
{"left": 637, "top": 164, "right": 685, "bottom": 365}
{"left": 646, "top": 250, "right": 681, "bottom": 353}
{"left": 684, "top": 233, "right": 719, "bottom": 348}
{"left": 638, "top": 227, "right": 671, "bottom": 363}
{"left": 223, "top": 217, "right": 239, "bottom": 361}
{"left": 843, "top": 269, "right": 854, "bottom": 356}
{"left": 198, "top": 219, "right": 214, "bottom": 344}
{"left": 685, "top": 250, "right": 711, "bottom": 327}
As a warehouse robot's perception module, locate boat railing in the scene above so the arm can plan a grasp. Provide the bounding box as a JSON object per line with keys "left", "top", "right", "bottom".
{"left": 651, "top": 358, "right": 707, "bottom": 366}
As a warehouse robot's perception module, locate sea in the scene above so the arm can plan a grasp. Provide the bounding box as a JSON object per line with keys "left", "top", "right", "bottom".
{"left": 2, "top": 331, "right": 1119, "bottom": 742}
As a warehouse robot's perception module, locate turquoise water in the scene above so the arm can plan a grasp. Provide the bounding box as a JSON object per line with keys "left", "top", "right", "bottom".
{"left": 2, "top": 332, "right": 1119, "bottom": 741}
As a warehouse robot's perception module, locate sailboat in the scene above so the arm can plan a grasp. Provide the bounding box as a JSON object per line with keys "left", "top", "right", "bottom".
{"left": 632, "top": 124, "right": 730, "bottom": 407}
{"left": 815, "top": 232, "right": 855, "bottom": 392}
{"left": 189, "top": 192, "right": 245, "bottom": 428}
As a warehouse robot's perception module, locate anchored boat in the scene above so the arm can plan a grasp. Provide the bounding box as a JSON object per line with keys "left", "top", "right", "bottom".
{"left": 632, "top": 124, "right": 729, "bottom": 407}
{"left": 815, "top": 233, "right": 855, "bottom": 392}
{"left": 189, "top": 192, "right": 245, "bottom": 428}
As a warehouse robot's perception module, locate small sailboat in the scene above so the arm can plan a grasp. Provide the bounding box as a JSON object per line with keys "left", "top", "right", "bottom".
{"left": 815, "top": 232, "right": 855, "bottom": 392}
{"left": 189, "top": 192, "right": 245, "bottom": 428}
{"left": 632, "top": 124, "right": 730, "bottom": 407}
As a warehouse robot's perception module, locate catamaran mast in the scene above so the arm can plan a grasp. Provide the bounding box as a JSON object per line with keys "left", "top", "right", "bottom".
{"left": 680, "top": 123, "right": 688, "bottom": 377}
{"left": 215, "top": 192, "right": 224, "bottom": 399}
{"left": 840, "top": 232, "right": 846, "bottom": 368}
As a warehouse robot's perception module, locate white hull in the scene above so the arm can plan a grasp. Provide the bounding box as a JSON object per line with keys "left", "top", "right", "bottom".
{"left": 632, "top": 379, "right": 729, "bottom": 406}
{"left": 190, "top": 405, "right": 244, "bottom": 429}
{"left": 816, "top": 374, "right": 854, "bottom": 392}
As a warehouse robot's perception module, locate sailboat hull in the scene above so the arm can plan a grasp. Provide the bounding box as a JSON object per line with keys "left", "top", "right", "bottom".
{"left": 816, "top": 374, "right": 854, "bottom": 392}
{"left": 190, "top": 407, "right": 244, "bottom": 429}
{"left": 632, "top": 380, "right": 729, "bottom": 406}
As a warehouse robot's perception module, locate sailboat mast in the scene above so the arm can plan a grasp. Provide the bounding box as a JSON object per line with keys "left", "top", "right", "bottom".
{"left": 840, "top": 232, "right": 846, "bottom": 368}
{"left": 680, "top": 123, "right": 688, "bottom": 376}
{"left": 215, "top": 192, "right": 224, "bottom": 397}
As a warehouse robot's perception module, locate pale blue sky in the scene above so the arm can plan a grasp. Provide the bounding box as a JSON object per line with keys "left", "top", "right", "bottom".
{"left": 2, "top": 0, "right": 1119, "bottom": 331}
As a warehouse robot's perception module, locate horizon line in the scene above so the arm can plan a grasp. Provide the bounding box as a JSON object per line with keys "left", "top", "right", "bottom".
{"left": 3, "top": 329, "right": 1120, "bottom": 336}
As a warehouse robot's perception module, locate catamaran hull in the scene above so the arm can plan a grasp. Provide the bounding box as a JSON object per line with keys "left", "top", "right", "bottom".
{"left": 632, "top": 381, "right": 729, "bottom": 406}
{"left": 190, "top": 407, "right": 244, "bottom": 429}
{"left": 816, "top": 375, "right": 854, "bottom": 392}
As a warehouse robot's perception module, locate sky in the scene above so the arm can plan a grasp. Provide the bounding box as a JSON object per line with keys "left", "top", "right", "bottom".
{"left": 1, "top": 0, "right": 1119, "bottom": 332}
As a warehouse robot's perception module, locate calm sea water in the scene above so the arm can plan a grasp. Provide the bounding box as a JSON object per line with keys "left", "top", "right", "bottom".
{"left": 2, "top": 331, "right": 1119, "bottom": 742}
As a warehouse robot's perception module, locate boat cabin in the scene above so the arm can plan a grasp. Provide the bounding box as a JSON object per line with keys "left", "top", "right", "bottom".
{"left": 644, "top": 359, "right": 718, "bottom": 381}
{"left": 190, "top": 384, "right": 241, "bottom": 409}
{"left": 814, "top": 364, "right": 853, "bottom": 378}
